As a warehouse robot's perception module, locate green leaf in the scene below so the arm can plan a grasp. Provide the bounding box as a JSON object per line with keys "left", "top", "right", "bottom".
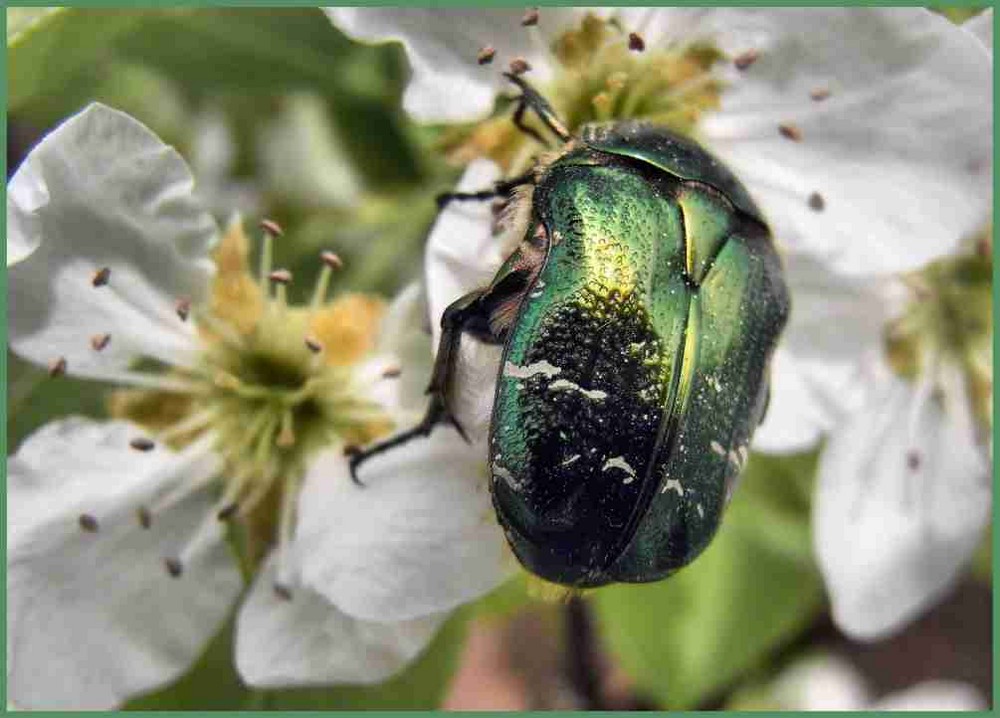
{"left": 592, "top": 451, "right": 824, "bottom": 709}
{"left": 127, "top": 606, "right": 469, "bottom": 710}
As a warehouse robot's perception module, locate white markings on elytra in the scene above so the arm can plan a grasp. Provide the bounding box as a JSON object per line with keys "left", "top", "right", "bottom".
{"left": 662, "top": 479, "right": 685, "bottom": 497}
{"left": 504, "top": 360, "right": 562, "bottom": 380}
{"left": 602, "top": 456, "right": 637, "bottom": 484}
{"left": 492, "top": 460, "right": 523, "bottom": 491}
{"left": 561, "top": 454, "right": 582, "bottom": 467}
{"left": 696, "top": 503, "right": 705, "bottom": 519}
{"left": 707, "top": 375, "right": 723, "bottom": 393}
{"left": 549, "top": 378, "right": 608, "bottom": 401}
{"left": 710, "top": 440, "right": 727, "bottom": 457}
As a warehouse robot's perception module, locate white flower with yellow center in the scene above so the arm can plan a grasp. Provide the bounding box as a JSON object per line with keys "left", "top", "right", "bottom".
{"left": 6, "top": 104, "right": 509, "bottom": 709}
{"left": 323, "top": 7, "right": 992, "bottom": 629}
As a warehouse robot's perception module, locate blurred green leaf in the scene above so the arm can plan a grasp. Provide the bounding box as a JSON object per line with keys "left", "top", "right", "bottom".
{"left": 592, "top": 451, "right": 823, "bottom": 709}
{"left": 128, "top": 605, "right": 469, "bottom": 710}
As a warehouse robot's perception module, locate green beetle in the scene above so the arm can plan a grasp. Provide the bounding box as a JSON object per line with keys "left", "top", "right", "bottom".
{"left": 351, "top": 75, "right": 789, "bottom": 588}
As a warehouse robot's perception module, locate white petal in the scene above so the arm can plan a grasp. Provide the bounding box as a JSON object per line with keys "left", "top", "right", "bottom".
{"left": 297, "top": 429, "right": 511, "bottom": 622}
{"left": 771, "top": 653, "right": 870, "bottom": 711}
{"left": 371, "top": 282, "right": 435, "bottom": 417}
{"left": 964, "top": 9, "right": 993, "bottom": 52}
{"left": 7, "top": 418, "right": 240, "bottom": 709}
{"left": 814, "top": 375, "right": 991, "bottom": 640}
{"left": 424, "top": 159, "right": 507, "bottom": 349}
{"left": 873, "top": 681, "right": 987, "bottom": 711}
{"left": 325, "top": 8, "right": 580, "bottom": 122}
{"left": 753, "top": 253, "right": 893, "bottom": 453}
{"left": 698, "top": 8, "right": 992, "bottom": 275}
{"left": 235, "top": 554, "right": 445, "bottom": 687}
{"left": 8, "top": 103, "right": 218, "bottom": 384}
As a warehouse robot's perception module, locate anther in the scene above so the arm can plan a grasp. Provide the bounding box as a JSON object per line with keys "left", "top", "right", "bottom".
{"left": 164, "top": 557, "right": 184, "bottom": 578}
{"left": 343, "top": 444, "right": 362, "bottom": 459}
{"left": 137, "top": 506, "right": 152, "bottom": 529}
{"left": 628, "top": 32, "right": 645, "bottom": 52}
{"left": 320, "top": 251, "right": 343, "bottom": 270}
{"left": 509, "top": 57, "right": 532, "bottom": 75}
{"left": 273, "top": 583, "right": 294, "bottom": 601}
{"left": 260, "top": 218, "right": 284, "bottom": 238}
{"left": 521, "top": 8, "right": 539, "bottom": 26}
{"left": 217, "top": 502, "right": 239, "bottom": 521}
{"left": 90, "top": 333, "right": 112, "bottom": 351}
{"left": 810, "top": 87, "right": 831, "bottom": 102}
{"left": 477, "top": 46, "right": 496, "bottom": 65}
{"left": 906, "top": 451, "right": 921, "bottom": 472}
{"left": 268, "top": 269, "right": 292, "bottom": 285}
{"left": 175, "top": 297, "right": 191, "bottom": 322}
{"left": 778, "top": 123, "right": 803, "bottom": 142}
{"left": 48, "top": 357, "right": 68, "bottom": 378}
{"left": 734, "top": 49, "right": 759, "bottom": 71}
{"left": 808, "top": 192, "right": 826, "bottom": 212}
{"left": 305, "top": 336, "right": 323, "bottom": 354}
{"left": 130, "top": 437, "right": 155, "bottom": 452}
{"left": 78, "top": 513, "right": 99, "bottom": 533}
{"left": 382, "top": 365, "right": 402, "bottom": 379}
{"left": 92, "top": 267, "right": 112, "bottom": 287}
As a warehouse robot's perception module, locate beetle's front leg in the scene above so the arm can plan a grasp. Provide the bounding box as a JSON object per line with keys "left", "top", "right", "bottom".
{"left": 435, "top": 170, "right": 536, "bottom": 210}
{"left": 348, "top": 289, "right": 490, "bottom": 485}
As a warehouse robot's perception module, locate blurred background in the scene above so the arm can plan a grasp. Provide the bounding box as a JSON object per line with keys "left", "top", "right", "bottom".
{"left": 6, "top": 6, "right": 992, "bottom": 710}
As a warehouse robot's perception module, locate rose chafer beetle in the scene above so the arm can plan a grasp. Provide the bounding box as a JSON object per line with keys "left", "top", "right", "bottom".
{"left": 352, "top": 74, "right": 789, "bottom": 588}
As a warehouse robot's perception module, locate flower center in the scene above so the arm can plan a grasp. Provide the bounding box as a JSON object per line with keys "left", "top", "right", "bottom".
{"left": 884, "top": 237, "right": 992, "bottom": 437}
{"left": 109, "top": 219, "right": 392, "bottom": 580}
{"left": 443, "top": 14, "right": 725, "bottom": 173}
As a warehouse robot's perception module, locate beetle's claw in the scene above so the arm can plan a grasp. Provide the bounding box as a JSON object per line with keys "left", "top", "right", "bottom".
{"left": 449, "top": 414, "right": 472, "bottom": 444}
{"left": 345, "top": 446, "right": 367, "bottom": 487}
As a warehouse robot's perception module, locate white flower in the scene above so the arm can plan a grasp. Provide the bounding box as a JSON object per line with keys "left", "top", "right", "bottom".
{"left": 755, "top": 652, "right": 986, "bottom": 711}
{"left": 6, "top": 103, "right": 509, "bottom": 709}
{"left": 324, "top": 8, "right": 992, "bottom": 633}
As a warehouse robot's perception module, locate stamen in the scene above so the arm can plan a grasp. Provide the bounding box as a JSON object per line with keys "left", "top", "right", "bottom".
{"left": 509, "top": 57, "right": 532, "bottom": 75}
{"left": 269, "top": 269, "right": 292, "bottom": 311}
{"left": 217, "top": 502, "right": 239, "bottom": 521}
{"left": 156, "top": 408, "right": 216, "bottom": 444}
{"left": 311, "top": 252, "right": 342, "bottom": 310}
{"left": 305, "top": 336, "right": 324, "bottom": 354}
{"left": 628, "top": 32, "right": 645, "bottom": 52}
{"left": 48, "top": 357, "right": 68, "bottom": 378}
{"left": 734, "top": 49, "right": 759, "bottom": 71}
{"left": 808, "top": 192, "right": 826, "bottom": 212}
{"left": 129, "top": 437, "right": 156, "bottom": 452}
{"left": 521, "top": 8, "right": 539, "bottom": 26}
{"left": 258, "top": 219, "right": 283, "bottom": 294}
{"left": 382, "top": 365, "right": 402, "bottom": 379}
{"left": 175, "top": 297, "right": 191, "bottom": 322}
{"left": 778, "top": 123, "right": 803, "bottom": 142}
{"left": 91, "top": 267, "right": 112, "bottom": 287}
{"left": 164, "top": 557, "right": 184, "bottom": 578}
{"left": 137, "top": 506, "right": 153, "bottom": 529}
{"left": 273, "top": 583, "right": 294, "bottom": 601}
{"left": 192, "top": 311, "right": 245, "bottom": 349}
{"left": 810, "top": 88, "right": 831, "bottom": 102}
{"left": 90, "top": 333, "right": 112, "bottom": 351}
{"left": 274, "top": 473, "right": 302, "bottom": 592}
{"left": 276, "top": 410, "right": 296, "bottom": 448}
{"left": 78, "top": 513, "right": 99, "bottom": 533}
{"left": 477, "top": 46, "right": 496, "bottom": 65}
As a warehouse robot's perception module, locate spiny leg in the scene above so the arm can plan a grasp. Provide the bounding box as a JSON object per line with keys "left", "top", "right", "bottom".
{"left": 503, "top": 72, "right": 571, "bottom": 143}
{"left": 435, "top": 170, "right": 536, "bottom": 210}
{"left": 349, "top": 289, "right": 487, "bottom": 485}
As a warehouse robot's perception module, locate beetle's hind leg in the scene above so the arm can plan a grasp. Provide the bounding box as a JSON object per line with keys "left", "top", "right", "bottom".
{"left": 435, "top": 170, "right": 536, "bottom": 210}
{"left": 349, "top": 289, "right": 489, "bottom": 485}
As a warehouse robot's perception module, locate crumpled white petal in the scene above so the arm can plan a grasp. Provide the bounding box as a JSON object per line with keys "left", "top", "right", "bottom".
{"left": 8, "top": 103, "right": 218, "bottom": 385}
{"left": 753, "top": 252, "right": 894, "bottom": 453}
{"left": 7, "top": 417, "right": 241, "bottom": 710}
{"left": 325, "top": 8, "right": 582, "bottom": 123}
{"left": 813, "top": 373, "right": 991, "bottom": 640}
{"left": 964, "top": 9, "right": 993, "bottom": 52}
{"left": 296, "top": 428, "right": 511, "bottom": 623}
{"left": 696, "top": 8, "right": 992, "bottom": 275}
{"left": 235, "top": 554, "right": 445, "bottom": 687}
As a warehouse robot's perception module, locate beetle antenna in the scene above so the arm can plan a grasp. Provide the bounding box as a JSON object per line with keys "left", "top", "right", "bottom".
{"left": 504, "top": 72, "right": 571, "bottom": 143}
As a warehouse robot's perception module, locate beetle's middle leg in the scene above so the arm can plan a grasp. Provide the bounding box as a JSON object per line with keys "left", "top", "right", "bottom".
{"left": 349, "top": 289, "right": 492, "bottom": 485}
